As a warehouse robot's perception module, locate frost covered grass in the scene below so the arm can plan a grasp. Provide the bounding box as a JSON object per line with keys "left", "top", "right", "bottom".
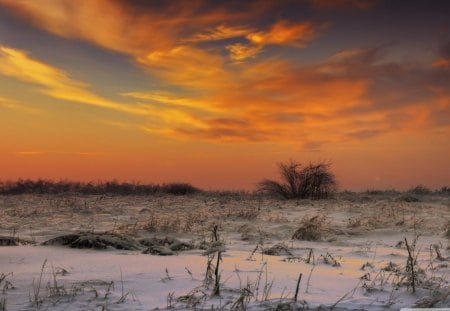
{"left": 0, "top": 192, "right": 449, "bottom": 310}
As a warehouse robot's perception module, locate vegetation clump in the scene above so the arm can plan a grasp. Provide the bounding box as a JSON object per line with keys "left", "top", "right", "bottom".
{"left": 140, "top": 236, "right": 193, "bottom": 255}
{"left": 42, "top": 232, "right": 142, "bottom": 250}
{"left": 292, "top": 215, "right": 328, "bottom": 241}
{"left": 263, "top": 243, "right": 293, "bottom": 256}
{"left": 0, "top": 236, "right": 35, "bottom": 246}
{"left": 257, "top": 161, "right": 337, "bottom": 199}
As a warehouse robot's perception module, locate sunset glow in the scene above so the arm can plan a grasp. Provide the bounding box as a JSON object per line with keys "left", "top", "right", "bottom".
{"left": 0, "top": 0, "right": 449, "bottom": 190}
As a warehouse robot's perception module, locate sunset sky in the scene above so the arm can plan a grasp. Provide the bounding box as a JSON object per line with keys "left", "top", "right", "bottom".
{"left": 0, "top": 0, "right": 449, "bottom": 190}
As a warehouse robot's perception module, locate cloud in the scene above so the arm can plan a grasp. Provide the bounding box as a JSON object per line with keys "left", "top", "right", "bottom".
{"left": 2, "top": 41, "right": 447, "bottom": 149}
{"left": 223, "top": 21, "right": 321, "bottom": 61}
{"left": 138, "top": 45, "right": 232, "bottom": 91}
{"left": 433, "top": 58, "right": 450, "bottom": 69}
{"left": 0, "top": 0, "right": 269, "bottom": 57}
{"left": 184, "top": 25, "right": 254, "bottom": 42}
{"left": 14, "top": 150, "right": 110, "bottom": 156}
{"left": 310, "top": 0, "right": 378, "bottom": 10}
{"left": 0, "top": 45, "right": 151, "bottom": 115}
{"left": 440, "top": 40, "right": 450, "bottom": 59}
{"left": 322, "top": 47, "right": 450, "bottom": 116}
{"left": 247, "top": 21, "right": 318, "bottom": 47}
{"left": 0, "top": 0, "right": 177, "bottom": 55}
{"left": 123, "top": 91, "right": 222, "bottom": 117}
{"left": 202, "top": 46, "right": 449, "bottom": 144}
{"left": 171, "top": 116, "right": 280, "bottom": 142}
{"left": 0, "top": 0, "right": 323, "bottom": 65}
{"left": 1, "top": 1, "right": 447, "bottom": 148}
{"left": 189, "top": 20, "right": 321, "bottom": 61}
{"left": 346, "top": 129, "right": 386, "bottom": 140}
{"left": 226, "top": 43, "right": 263, "bottom": 61}
{"left": 0, "top": 96, "right": 41, "bottom": 114}
{"left": 14, "top": 151, "right": 44, "bottom": 156}
{"left": 433, "top": 40, "right": 450, "bottom": 69}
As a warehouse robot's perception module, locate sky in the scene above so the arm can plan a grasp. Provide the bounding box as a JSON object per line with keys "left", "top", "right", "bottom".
{"left": 0, "top": 0, "right": 449, "bottom": 190}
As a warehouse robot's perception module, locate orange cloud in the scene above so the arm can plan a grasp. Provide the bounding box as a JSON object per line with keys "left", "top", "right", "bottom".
{"left": 432, "top": 57, "right": 450, "bottom": 69}
{"left": 0, "top": 0, "right": 323, "bottom": 65}
{"left": 247, "top": 21, "right": 318, "bottom": 47}
{"left": 226, "top": 43, "right": 263, "bottom": 61}
{"left": 0, "top": 45, "right": 151, "bottom": 115}
{"left": 0, "top": 0, "right": 176, "bottom": 55}
{"left": 189, "top": 20, "right": 321, "bottom": 61}
{"left": 225, "top": 21, "right": 321, "bottom": 61}
{"left": 184, "top": 25, "right": 254, "bottom": 42}
{"left": 0, "top": 0, "right": 264, "bottom": 57}
{"left": 14, "top": 150, "right": 110, "bottom": 156}
{"left": 1, "top": 1, "right": 447, "bottom": 151}
{"left": 0, "top": 96, "right": 41, "bottom": 114}
{"left": 14, "top": 151, "right": 44, "bottom": 156}
{"left": 138, "top": 45, "right": 232, "bottom": 91}
{"left": 0, "top": 46, "right": 228, "bottom": 139}
{"left": 162, "top": 46, "right": 449, "bottom": 144}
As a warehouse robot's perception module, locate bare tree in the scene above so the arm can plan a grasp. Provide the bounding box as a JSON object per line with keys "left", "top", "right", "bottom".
{"left": 257, "top": 161, "right": 337, "bottom": 199}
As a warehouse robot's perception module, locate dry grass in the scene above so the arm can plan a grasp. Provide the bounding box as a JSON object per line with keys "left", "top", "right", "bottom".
{"left": 1, "top": 192, "right": 449, "bottom": 309}
{"left": 292, "top": 215, "right": 329, "bottom": 241}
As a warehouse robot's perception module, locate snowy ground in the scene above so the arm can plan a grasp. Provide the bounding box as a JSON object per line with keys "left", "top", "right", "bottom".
{"left": 0, "top": 193, "right": 449, "bottom": 310}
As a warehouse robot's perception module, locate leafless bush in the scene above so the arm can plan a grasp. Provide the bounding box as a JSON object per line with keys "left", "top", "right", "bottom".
{"left": 258, "top": 161, "right": 337, "bottom": 199}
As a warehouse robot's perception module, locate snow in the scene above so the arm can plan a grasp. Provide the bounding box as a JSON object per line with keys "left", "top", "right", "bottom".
{"left": 1, "top": 193, "right": 449, "bottom": 310}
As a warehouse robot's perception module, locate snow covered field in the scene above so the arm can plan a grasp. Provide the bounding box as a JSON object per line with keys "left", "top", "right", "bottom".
{"left": 1, "top": 193, "right": 449, "bottom": 310}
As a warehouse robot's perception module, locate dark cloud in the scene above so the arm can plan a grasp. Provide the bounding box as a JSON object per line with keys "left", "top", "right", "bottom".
{"left": 302, "top": 140, "right": 326, "bottom": 152}
{"left": 208, "top": 118, "right": 249, "bottom": 128}
{"left": 174, "top": 126, "right": 269, "bottom": 142}
{"left": 440, "top": 40, "right": 450, "bottom": 58}
{"left": 309, "top": 0, "right": 379, "bottom": 10}
{"left": 320, "top": 46, "right": 450, "bottom": 114}
{"left": 272, "top": 113, "right": 304, "bottom": 123}
{"left": 347, "top": 129, "right": 385, "bottom": 140}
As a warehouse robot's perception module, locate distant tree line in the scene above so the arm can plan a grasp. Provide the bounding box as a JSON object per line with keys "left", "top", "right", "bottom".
{"left": 0, "top": 180, "right": 200, "bottom": 196}
{"left": 364, "top": 185, "right": 450, "bottom": 196}
{"left": 1, "top": 173, "right": 446, "bottom": 198}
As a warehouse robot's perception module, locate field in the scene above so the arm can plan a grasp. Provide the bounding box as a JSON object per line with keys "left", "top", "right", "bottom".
{"left": 0, "top": 192, "right": 449, "bottom": 310}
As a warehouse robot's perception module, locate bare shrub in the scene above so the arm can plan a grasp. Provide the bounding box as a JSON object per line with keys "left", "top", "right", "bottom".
{"left": 258, "top": 161, "right": 337, "bottom": 199}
